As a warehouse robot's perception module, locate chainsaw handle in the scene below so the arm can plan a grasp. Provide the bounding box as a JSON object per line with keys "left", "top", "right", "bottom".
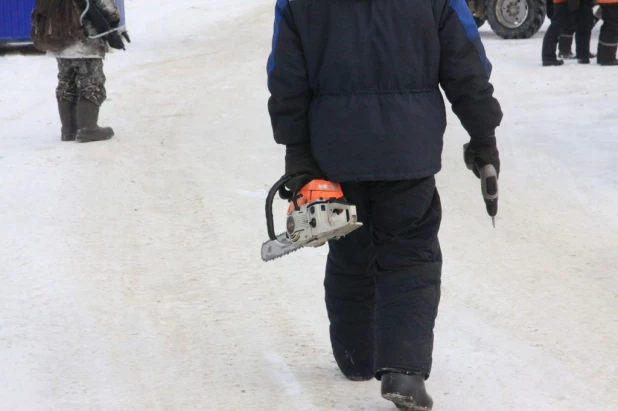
{"left": 266, "top": 175, "right": 293, "bottom": 241}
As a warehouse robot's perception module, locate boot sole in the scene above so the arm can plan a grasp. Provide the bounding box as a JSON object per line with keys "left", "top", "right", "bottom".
{"left": 76, "top": 136, "right": 113, "bottom": 143}
{"left": 346, "top": 375, "right": 373, "bottom": 382}
{"left": 382, "top": 393, "right": 432, "bottom": 411}
{"left": 76, "top": 131, "right": 115, "bottom": 143}
{"left": 542, "top": 61, "right": 564, "bottom": 66}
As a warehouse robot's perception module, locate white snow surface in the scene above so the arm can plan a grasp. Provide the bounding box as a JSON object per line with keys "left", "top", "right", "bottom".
{"left": 1, "top": 1, "right": 617, "bottom": 410}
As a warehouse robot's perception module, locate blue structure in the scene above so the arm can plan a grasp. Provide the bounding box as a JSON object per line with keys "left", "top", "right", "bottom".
{"left": 0, "top": 0, "right": 126, "bottom": 43}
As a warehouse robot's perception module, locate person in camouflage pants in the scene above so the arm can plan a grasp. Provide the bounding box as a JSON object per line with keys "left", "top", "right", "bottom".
{"left": 56, "top": 59, "right": 107, "bottom": 106}
{"left": 49, "top": 0, "right": 120, "bottom": 142}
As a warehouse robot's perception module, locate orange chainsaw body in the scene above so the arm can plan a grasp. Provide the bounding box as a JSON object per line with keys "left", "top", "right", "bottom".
{"left": 287, "top": 180, "right": 344, "bottom": 214}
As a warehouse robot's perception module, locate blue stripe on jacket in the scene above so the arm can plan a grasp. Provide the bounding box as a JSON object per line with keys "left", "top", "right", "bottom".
{"left": 267, "top": 0, "right": 289, "bottom": 77}
{"left": 448, "top": 0, "right": 492, "bottom": 76}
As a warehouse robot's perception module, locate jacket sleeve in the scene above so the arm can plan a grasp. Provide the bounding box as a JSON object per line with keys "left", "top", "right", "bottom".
{"left": 92, "top": 0, "right": 121, "bottom": 24}
{"left": 436, "top": 0, "right": 503, "bottom": 140}
{"left": 266, "top": 0, "right": 312, "bottom": 146}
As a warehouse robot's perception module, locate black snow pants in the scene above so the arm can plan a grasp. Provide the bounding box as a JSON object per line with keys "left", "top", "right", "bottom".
{"left": 324, "top": 177, "right": 442, "bottom": 381}
{"left": 598, "top": 4, "right": 618, "bottom": 63}
{"left": 559, "top": 0, "right": 595, "bottom": 57}
{"left": 543, "top": 3, "right": 572, "bottom": 61}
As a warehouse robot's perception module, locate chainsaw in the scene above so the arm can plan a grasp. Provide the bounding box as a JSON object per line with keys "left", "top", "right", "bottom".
{"left": 261, "top": 175, "right": 363, "bottom": 262}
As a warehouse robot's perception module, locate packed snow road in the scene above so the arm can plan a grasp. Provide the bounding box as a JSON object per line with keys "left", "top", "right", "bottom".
{"left": 0, "top": 1, "right": 616, "bottom": 410}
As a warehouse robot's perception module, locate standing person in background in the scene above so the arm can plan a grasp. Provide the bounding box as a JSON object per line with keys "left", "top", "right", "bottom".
{"left": 543, "top": 0, "right": 594, "bottom": 65}
{"left": 543, "top": 0, "right": 572, "bottom": 65}
{"left": 266, "top": 0, "right": 502, "bottom": 409}
{"left": 50, "top": 0, "right": 121, "bottom": 142}
{"left": 558, "top": 0, "right": 597, "bottom": 62}
{"left": 596, "top": 0, "right": 618, "bottom": 64}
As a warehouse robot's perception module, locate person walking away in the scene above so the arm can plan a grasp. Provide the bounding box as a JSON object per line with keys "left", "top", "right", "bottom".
{"left": 597, "top": 0, "right": 618, "bottom": 64}
{"left": 266, "top": 0, "right": 503, "bottom": 409}
{"left": 48, "top": 0, "right": 121, "bottom": 142}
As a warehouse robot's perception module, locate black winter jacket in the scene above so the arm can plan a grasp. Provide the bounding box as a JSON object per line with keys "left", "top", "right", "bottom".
{"left": 267, "top": 0, "right": 503, "bottom": 181}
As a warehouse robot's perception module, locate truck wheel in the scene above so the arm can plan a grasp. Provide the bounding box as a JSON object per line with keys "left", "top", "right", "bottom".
{"left": 474, "top": 17, "right": 487, "bottom": 28}
{"left": 486, "top": 0, "right": 546, "bottom": 39}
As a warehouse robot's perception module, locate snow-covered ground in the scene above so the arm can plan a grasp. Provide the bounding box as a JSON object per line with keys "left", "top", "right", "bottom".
{"left": 1, "top": 1, "right": 616, "bottom": 410}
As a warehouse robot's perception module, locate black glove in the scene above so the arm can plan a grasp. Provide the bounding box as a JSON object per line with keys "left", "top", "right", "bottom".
{"left": 282, "top": 143, "right": 325, "bottom": 196}
{"left": 106, "top": 32, "right": 126, "bottom": 50}
{"left": 464, "top": 135, "right": 500, "bottom": 179}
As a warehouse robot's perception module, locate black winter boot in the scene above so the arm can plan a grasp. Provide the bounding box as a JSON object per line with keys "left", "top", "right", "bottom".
{"left": 76, "top": 99, "right": 114, "bottom": 143}
{"left": 577, "top": 51, "right": 596, "bottom": 61}
{"left": 381, "top": 372, "right": 433, "bottom": 411}
{"left": 57, "top": 99, "right": 77, "bottom": 141}
{"left": 575, "top": 32, "right": 593, "bottom": 63}
{"left": 558, "top": 35, "right": 575, "bottom": 59}
{"left": 542, "top": 59, "right": 565, "bottom": 66}
{"left": 597, "top": 43, "right": 618, "bottom": 65}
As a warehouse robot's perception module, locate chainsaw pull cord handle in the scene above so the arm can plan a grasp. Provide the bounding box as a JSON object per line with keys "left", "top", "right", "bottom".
{"left": 265, "top": 175, "right": 294, "bottom": 241}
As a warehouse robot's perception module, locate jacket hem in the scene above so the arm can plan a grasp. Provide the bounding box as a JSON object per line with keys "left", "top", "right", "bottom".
{"left": 317, "top": 88, "right": 435, "bottom": 96}
{"left": 327, "top": 166, "right": 442, "bottom": 182}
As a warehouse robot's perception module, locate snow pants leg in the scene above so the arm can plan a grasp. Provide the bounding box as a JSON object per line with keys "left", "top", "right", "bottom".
{"left": 574, "top": 0, "right": 595, "bottom": 59}
{"left": 598, "top": 4, "right": 618, "bottom": 64}
{"left": 325, "top": 185, "right": 375, "bottom": 380}
{"left": 559, "top": 12, "right": 576, "bottom": 57}
{"left": 543, "top": 3, "right": 570, "bottom": 62}
{"left": 325, "top": 177, "right": 442, "bottom": 381}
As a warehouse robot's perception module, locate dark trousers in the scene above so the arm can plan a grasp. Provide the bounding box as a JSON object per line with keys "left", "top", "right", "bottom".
{"left": 598, "top": 4, "right": 618, "bottom": 60}
{"left": 324, "top": 177, "right": 442, "bottom": 380}
{"left": 543, "top": 3, "right": 572, "bottom": 61}
{"left": 559, "top": 0, "right": 595, "bottom": 57}
{"left": 56, "top": 58, "right": 107, "bottom": 106}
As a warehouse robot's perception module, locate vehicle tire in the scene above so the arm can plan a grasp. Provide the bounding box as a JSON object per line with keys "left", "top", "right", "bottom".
{"left": 486, "top": 0, "right": 546, "bottom": 39}
{"left": 475, "top": 16, "right": 487, "bottom": 28}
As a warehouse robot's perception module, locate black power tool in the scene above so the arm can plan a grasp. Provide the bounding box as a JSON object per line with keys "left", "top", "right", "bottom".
{"left": 463, "top": 144, "right": 499, "bottom": 227}
{"left": 79, "top": 0, "right": 130, "bottom": 50}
